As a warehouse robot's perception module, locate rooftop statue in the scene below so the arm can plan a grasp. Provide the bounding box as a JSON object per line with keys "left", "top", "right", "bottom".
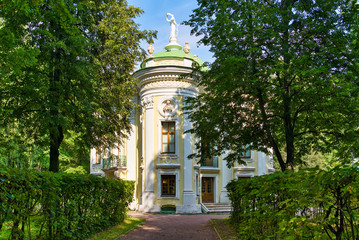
{"left": 166, "top": 13, "right": 178, "bottom": 43}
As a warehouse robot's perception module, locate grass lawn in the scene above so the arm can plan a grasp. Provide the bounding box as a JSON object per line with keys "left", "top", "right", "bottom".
{"left": 0, "top": 215, "right": 44, "bottom": 239}
{"left": 86, "top": 217, "right": 145, "bottom": 240}
{"left": 1, "top": 217, "right": 144, "bottom": 240}
{"left": 211, "top": 218, "right": 238, "bottom": 240}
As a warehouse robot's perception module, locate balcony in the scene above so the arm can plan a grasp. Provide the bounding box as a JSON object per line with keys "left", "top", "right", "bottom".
{"left": 102, "top": 155, "right": 127, "bottom": 169}
{"left": 200, "top": 156, "right": 218, "bottom": 168}
{"left": 200, "top": 156, "right": 220, "bottom": 172}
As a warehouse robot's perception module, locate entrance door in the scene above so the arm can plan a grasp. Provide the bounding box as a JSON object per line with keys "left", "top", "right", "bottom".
{"left": 202, "top": 177, "right": 214, "bottom": 203}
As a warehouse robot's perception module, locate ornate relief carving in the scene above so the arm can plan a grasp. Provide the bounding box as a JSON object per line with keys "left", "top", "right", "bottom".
{"left": 139, "top": 73, "right": 191, "bottom": 84}
{"left": 157, "top": 96, "right": 179, "bottom": 117}
{"left": 141, "top": 80, "right": 197, "bottom": 91}
{"left": 142, "top": 96, "right": 154, "bottom": 109}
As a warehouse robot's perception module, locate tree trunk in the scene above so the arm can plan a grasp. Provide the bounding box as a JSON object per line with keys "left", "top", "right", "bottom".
{"left": 48, "top": 44, "right": 63, "bottom": 172}
{"left": 281, "top": 0, "right": 295, "bottom": 170}
{"left": 49, "top": 125, "right": 63, "bottom": 172}
{"left": 257, "top": 88, "right": 287, "bottom": 171}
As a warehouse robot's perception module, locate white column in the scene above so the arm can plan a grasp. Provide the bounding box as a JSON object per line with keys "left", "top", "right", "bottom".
{"left": 220, "top": 150, "right": 231, "bottom": 203}
{"left": 126, "top": 118, "right": 136, "bottom": 181}
{"left": 257, "top": 151, "right": 267, "bottom": 176}
{"left": 177, "top": 105, "right": 201, "bottom": 213}
{"left": 139, "top": 96, "right": 157, "bottom": 212}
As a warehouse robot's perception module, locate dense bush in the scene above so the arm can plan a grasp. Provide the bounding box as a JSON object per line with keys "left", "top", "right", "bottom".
{"left": 227, "top": 165, "right": 359, "bottom": 239}
{"left": 0, "top": 168, "right": 134, "bottom": 239}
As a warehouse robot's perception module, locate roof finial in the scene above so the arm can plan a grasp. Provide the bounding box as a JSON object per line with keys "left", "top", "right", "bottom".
{"left": 184, "top": 41, "right": 190, "bottom": 56}
{"left": 147, "top": 42, "right": 154, "bottom": 57}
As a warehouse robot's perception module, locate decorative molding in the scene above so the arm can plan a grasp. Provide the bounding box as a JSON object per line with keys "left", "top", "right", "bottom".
{"left": 140, "top": 73, "right": 189, "bottom": 82}
{"left": 157, "top": 96, "right": 179, "bottom": 117}
{"left": 156, "top": 164, "right": 181, "bottom": 169}
{"left": 158, "top": 154, "right": 179, "bottom": 164}
{"left": 233, "top": 167, "right": 256, "bottom": 172}
{"left": 141, "top": 79, "right": 197, "bottom": 91}
{"left": 200, "top": 167, "right": 220, "bottom": 173}
{"left": 142, "top": 96, "right": 154, "bottom": 109}
{"left": 268, "top": 168, "right": 276, "bottom": 173}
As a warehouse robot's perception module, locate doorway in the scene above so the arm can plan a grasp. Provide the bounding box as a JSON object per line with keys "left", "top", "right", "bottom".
{"left": 201, "top": 177, "right": 214, "bottom": 203}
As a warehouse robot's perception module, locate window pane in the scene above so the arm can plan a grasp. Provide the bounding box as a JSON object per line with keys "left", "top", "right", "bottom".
{"left": 169, "top": 134, "right": 175, "bottom": 144}
{"left": 162, "top": 122, "right": 168, "bottom": 132}
{"left": 246, "top": 149, "right": 251, "bottom": 157}
{"left": 169, "top": 122, "right": 175, "bottom": 132}
{"left": 163, "top": 143, "right": 168, "bottom": 153}
{"left": 161, "top": 175, "right": 175, "bottom": 196}
{"left": 162, "top": 134, "right": 168, "bottom": 144}
{"left": 169, "top": 143, "right": 175, "bottom": 153}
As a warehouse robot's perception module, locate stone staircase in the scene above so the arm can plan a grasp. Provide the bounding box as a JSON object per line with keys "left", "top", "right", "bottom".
{"left": 202, "top": 203, "right": 232, "bottom": 214}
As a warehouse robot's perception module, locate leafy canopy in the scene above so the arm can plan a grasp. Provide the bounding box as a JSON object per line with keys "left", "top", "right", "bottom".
{"left": 0, "top": 0, "right": 156, "bottom": 171}
{"left": 185, "top": 0, "right": 359, "bottom": 171}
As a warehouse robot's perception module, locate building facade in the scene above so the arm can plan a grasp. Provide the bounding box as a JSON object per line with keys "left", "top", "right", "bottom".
{"left": 90, "top": 14, "right": 275, "bottom": 213}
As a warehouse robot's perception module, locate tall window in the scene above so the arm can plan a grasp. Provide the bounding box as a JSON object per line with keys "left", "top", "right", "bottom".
{"left": 240, "top": 145, "right": 251, "bottom": 158}
{"left": 161, "top": 175, "right": 176, "bottom": 196}
{"left": 162, "top": 122, "right": 175, "bottom": 153}
{"left": 95, "top": 148, "right": 101, "bottom": 164}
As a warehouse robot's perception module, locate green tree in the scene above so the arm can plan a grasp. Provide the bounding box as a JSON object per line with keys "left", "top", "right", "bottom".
{"left": 0, "top": 0, "right": 155, "bottom": 172}
{"left": 185, "top": 0, "right": 359, "bottom": 171}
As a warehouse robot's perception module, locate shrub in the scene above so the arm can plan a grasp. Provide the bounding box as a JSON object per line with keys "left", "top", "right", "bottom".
{"left": 227, "top": 165, "right": 359, "bottom": 239}
{"left": 0, "top": 168, "right": 134, "bottom": 239}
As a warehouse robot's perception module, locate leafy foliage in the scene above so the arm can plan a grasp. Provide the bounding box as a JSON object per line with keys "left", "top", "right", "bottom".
{"left": 0, "top": 0, "right": 156, "bottom": 172}
{"left": 0, "top": 168, "right": 134, "bottom": 239}
{"left": 185, "top": 0, "right": 359, "bottom": 171}
{"left": 227, "top": 165, "right": 359, "bottom": 239}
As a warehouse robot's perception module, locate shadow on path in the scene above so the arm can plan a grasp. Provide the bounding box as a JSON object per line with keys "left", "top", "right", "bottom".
{"left": 120, "top": 213, "right": 229, "bottom": 240}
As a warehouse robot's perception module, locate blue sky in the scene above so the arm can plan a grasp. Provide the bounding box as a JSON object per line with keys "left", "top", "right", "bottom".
{"left": 127, "top": 0, "right": 213, "bottom": 64}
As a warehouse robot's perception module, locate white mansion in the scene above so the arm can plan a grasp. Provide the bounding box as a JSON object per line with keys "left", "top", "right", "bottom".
{"left": 90, "top": 14, "right": 275, "bottom": 213}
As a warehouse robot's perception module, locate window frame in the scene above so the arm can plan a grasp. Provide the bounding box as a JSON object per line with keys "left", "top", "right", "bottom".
{"left": 157, "top": 170, "right": 179, "bottom": 199}
{"left": 161, "top": 121, "right": 176, "bottom": 154}
{"left": 240, "top": 145, "right": 251, "bottom": 158}
{"left": 95, "top": 147, "right": 101, "bottom": 164}
{"left": 161, "top": 175, "right": 176, "bottom": 197}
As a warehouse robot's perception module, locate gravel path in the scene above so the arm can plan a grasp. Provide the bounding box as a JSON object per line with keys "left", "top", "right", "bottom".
{"left": 120, "top": 213, "right": 229, "bottom": 240}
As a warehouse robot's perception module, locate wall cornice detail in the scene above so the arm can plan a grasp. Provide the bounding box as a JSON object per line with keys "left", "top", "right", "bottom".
{"left": 140, "top": 79, "right": 197, "bottom": 92}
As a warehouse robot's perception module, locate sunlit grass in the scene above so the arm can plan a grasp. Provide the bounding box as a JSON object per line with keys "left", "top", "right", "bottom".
{"left": 86, "top": 217, "right": 145, "bottom": 240}
{"left": 1, "top": 216, "right": 145, "bottom": 240}
{"left": 0, "top": 215, "right": 44, "bottom": 239}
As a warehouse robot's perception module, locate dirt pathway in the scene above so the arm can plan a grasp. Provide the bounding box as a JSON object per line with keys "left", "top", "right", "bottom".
{"left": 120, "top": 213, "right": 229, "bottom": 240}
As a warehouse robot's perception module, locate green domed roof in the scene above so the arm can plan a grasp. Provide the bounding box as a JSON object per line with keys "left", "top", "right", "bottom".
{"left": 140, "top": 47, "right": 206, "bottom": 70}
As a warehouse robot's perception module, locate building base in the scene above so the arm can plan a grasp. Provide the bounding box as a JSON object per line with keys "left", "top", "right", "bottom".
{"left": 138, "top": 191, "right": 160, "bottom": 212}
{"left": 176, "top": 191, "right": 201, "bottom": 213}
{"left": 220, "top": 190, "right": 230, "bottom": 203}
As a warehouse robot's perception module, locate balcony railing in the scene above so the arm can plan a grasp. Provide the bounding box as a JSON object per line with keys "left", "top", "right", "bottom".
{"left": 102, "top": 155, "right": 127, "bottom": 169}
{"left": 201, "top": 156, "right": 218, "bottom": 168}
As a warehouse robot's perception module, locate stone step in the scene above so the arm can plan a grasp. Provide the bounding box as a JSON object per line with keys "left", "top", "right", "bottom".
{"left": 202, "top": 203, "right": 232, "bottom": 213}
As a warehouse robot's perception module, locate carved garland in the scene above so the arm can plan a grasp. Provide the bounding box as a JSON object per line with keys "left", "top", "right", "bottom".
{"left": 157, "top": 96, "right": 179, "bottom": 117}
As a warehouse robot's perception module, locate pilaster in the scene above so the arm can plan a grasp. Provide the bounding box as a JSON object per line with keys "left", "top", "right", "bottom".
{"left": 220, "top": 150, "right": 231, "bottom": 203}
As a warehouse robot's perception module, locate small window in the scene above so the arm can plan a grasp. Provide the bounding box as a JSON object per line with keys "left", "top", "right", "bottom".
{"left": 161, "top": 175, "right": 176, "bottom": 197}
{"left": 95, "top": 148, "right": 101, "bottom": 164}
{"left": 162, "top": 122, "right": 175, "bottom": 153}
{"left": 195, "top": 174, "right": 199, "bottom": 196}
{"left": 240, "top": 145, "right": 251, "bottom": 158}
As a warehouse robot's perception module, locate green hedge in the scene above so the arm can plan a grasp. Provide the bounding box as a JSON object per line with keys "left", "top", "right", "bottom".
{"left": 0, "top": 168, "right": 134, "bottom": 239}
{"left": 227, "top": 165, "right": 359, "bottom": 239}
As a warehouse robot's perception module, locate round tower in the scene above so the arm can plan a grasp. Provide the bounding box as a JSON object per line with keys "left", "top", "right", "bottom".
{"left": 134, "top": 14, "right": 203, "bottom": 213}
